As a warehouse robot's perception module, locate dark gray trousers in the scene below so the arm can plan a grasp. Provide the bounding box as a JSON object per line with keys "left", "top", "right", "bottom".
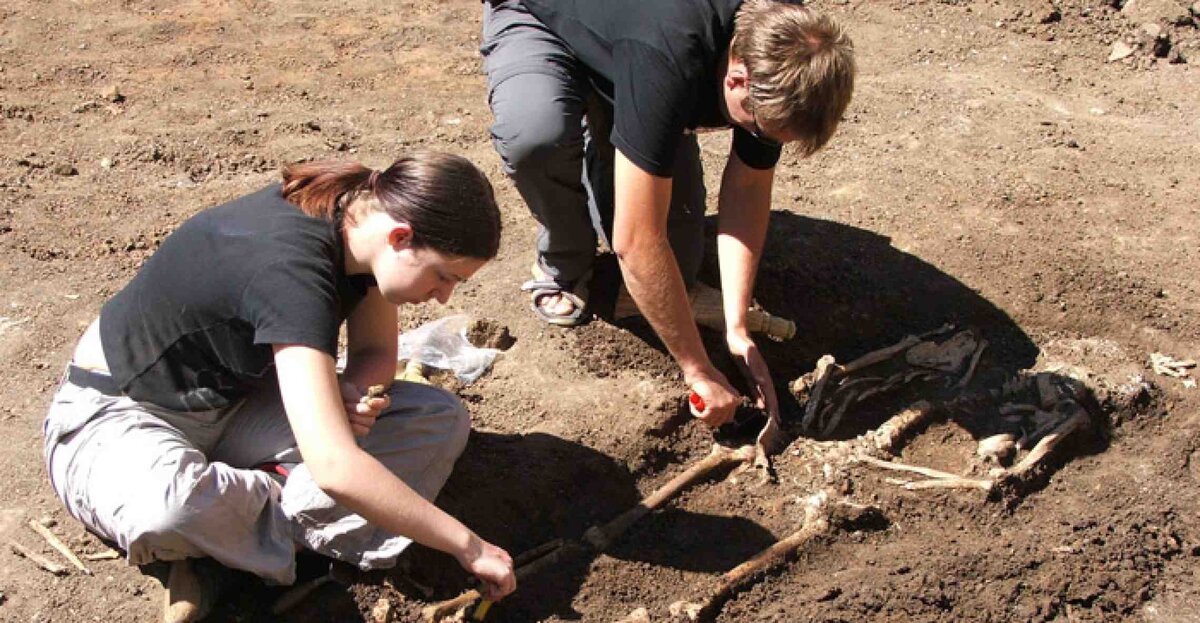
{"left": 480, "top": 0, "right": 707, "bottom": 286}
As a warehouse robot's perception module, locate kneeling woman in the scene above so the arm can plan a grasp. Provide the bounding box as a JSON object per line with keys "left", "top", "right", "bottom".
{"left": 42, "top": 153, "right": 516, "bottom": 620}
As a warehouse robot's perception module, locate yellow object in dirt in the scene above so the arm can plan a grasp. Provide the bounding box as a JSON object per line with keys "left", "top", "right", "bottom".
{"left": 396, "top": 360, "right": 431, "bottom": 384}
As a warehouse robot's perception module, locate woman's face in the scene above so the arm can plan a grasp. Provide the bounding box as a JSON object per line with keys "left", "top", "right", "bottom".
{"left": 376, "top": 245, "right": 486, "bottom": 306}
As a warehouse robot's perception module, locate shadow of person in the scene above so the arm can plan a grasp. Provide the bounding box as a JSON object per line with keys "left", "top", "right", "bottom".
{"left": 589, "top": 210, "right": 1040, "bottom": 440}
{"left": 408, "top": 431, "right": 776, "bottom": 622}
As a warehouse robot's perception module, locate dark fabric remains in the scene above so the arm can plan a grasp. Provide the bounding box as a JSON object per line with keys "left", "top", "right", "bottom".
{"left": 520, "top": 0, "right": 782, "bottom": 176}
{"left": 100, "top": 185, "right": 373, "bottom": 411}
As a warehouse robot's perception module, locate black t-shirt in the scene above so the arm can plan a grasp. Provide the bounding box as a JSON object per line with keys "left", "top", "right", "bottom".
{"left": 100, "top": 185, "right": 373, "bottom": 411}
{"left": 520, "top": 0, "right": 782, "bottom": 177}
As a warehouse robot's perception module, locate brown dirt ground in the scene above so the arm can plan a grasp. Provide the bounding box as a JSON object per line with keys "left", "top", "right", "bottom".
{"left": 2, "top": 0, "right": 1199, "bottom": 621}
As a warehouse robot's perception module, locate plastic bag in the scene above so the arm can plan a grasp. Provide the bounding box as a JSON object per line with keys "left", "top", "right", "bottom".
{"left": 396, "top": 315, "right": 501, "bottom": 384}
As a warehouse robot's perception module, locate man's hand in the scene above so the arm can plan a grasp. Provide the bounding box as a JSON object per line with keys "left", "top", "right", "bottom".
{"left": 457, "top": 535, "right": 517, "bottom": 601}
{"left": 726, "top": 330, "right": 779, "bottom": 420}
{"left": 686, "top": 368, "right": 740, "bottom": 428}
{"left": 339, "top": 381, "right": 390, "bottom": 437}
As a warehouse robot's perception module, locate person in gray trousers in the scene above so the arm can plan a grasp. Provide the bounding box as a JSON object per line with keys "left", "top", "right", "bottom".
{"left": 43, "top": 154, "right": 517, "bottom": 622}
{"left": 481, "top": 0, "right": 856, "bottom": 428}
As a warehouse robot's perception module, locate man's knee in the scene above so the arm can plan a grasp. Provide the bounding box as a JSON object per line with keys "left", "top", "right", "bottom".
{"left": 493, "top": 117, "right": 581, "bottom": 178}
{"left": 490, "top": 77, "right": 583, "bottom": 177}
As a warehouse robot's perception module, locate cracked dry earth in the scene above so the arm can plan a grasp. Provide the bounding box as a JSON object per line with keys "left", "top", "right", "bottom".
{"left": 1, "top": 0, "right": 1198, "bottom": 621}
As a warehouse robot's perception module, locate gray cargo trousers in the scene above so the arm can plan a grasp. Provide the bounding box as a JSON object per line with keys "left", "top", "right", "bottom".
{"left": 42, "top": 323, "right": 470, "bottom": 585}
{"left": 481, "top": 0, "right": 707, "bottom": 287}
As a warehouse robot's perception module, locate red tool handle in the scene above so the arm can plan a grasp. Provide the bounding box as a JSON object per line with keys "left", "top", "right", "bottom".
{"left": 688, "top": 391, "right": 705, "bottom": 412}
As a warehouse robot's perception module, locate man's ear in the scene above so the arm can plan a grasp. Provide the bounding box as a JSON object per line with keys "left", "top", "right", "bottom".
{"left": 387, "top": 221, "right": 415, "bottom": 250}
{"left": 725, "top": 55, "right": 750, "bottom": 91}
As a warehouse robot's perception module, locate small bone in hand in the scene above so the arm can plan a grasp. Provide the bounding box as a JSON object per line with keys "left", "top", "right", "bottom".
{"left": 367, "top": 384, "right": 388, "bottom": 398}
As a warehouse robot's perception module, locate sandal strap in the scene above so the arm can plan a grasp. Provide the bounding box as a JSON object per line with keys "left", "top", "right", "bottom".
{"left": 520, "top": 278, "right": 570, "bottom": 292}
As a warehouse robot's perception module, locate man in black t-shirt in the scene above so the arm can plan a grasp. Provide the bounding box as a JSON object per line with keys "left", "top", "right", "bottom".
{"left": 481, "top": 0, "right": 855, "bottom": 429}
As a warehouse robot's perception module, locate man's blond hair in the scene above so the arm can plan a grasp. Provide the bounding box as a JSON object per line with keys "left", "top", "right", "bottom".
{"left": 732, "top": 1, "right": 856, "bottom": 157}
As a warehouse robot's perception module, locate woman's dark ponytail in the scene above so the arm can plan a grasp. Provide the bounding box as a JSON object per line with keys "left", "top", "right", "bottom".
{"left": 281, "top": 153, "right": 501, "bottom": 260}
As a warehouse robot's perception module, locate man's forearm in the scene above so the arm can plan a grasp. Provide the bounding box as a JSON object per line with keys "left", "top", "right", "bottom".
{"left": 716, "top": 154, "right": 774, "bottom": 334}
{"left": 612, "top": 152, "right": 714, "bottom": 379}
{"left": 619, "top": 238, "right": 713, "bottom": 378}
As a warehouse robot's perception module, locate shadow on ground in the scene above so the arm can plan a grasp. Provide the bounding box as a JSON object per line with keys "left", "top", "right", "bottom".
{"left": 207, "top": 430, "right": 775, "bottom": 622}
{"left": 590, "top": 210, "right": 1040, "bottom": 440}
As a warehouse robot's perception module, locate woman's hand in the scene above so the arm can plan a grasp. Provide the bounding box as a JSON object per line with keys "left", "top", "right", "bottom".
{"left": 457, "top": 534, "right": 517, "bottom": 601}
{"left": 726, "top": 330, "right": 779, "bottom": 421}
{"left": 339, "top": 381, "right": 390, "bottom": 437}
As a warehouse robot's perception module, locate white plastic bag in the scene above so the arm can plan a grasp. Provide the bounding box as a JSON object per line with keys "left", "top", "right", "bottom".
{"left": 397, "top": 315, "right": 501, "bottom": 384}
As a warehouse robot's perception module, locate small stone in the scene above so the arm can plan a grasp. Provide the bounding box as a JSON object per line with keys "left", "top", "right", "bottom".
{"left": 52, "top": 164, "right": 78, "bottom": 176}
{"left": 1039, "top": 7, "right": 1062, "bottom": 24}
{"left": 616, "top": 607, "right": 650, "bottom": 623}
{"left": 1191, "top": 2, "right": 1200, "bottom": 17}
{"left": 100, "top": 157, "right": 114, "bottom": 169}
{"left": 1108, "top": 41, "right": 1135, "bottom": 62}
{"left": 100, "top": 85, "right": 124, "bottom": 103}
{"left": 1141, "top": 23, "right": 1162, "bottom": 39}
{"left": 371, "top": 597, "right": 392, "bottom": 623}
{"left": 38, "top": 516, "right": 57, "bottom": 528}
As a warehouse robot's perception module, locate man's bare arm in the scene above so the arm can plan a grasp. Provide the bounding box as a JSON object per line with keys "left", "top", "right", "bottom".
{"left": 611, "top": 150, "right": 739, "bottom": 426}
{"left": 716, "top": 151, "right": 781, "bottom": 421}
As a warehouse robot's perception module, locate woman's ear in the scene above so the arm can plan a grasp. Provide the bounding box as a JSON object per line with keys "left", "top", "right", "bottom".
{"left": 387, "top": 221, "right": 415, "bottom": 250}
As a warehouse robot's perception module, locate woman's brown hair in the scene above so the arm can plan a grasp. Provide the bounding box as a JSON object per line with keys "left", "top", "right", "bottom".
{"left": 280, "top": 152, "right": 501, "bottom": 259}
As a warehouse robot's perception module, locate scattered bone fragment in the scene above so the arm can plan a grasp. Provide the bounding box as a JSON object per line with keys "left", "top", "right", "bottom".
{"left": 842, "top": 335, "right": 921, "bottom": 375}
{"left": 372, "top": 597, "right": 393, "bottom": 623}
{"left": 855, "top": 455, "right": 994, "bottom": 492}
{"left": 1002, "top": 403, "right": 1091, "bottom": 484}
{"left": 614, "top": 606, "right": 651, "bottom": 623}
{"left": 82, "top": 549, "right": 121, "bottom": 561}
{"left": 668, "top": 600, "right": 703, "bottom": 621}
{"left": 1109, "top": 40, "right": 1135, "bottom": 62}
{"left": 27, "top": 520, "right": 91, "bottom": 575}
{"left": 8, "top": 541, "right": 68, "bottom": 575}
{"left": 955, "top": 339, "right": 988, "bottom": 389}
{"left": 675, "top": 492, "right": 831, "bottom": 619}
{"left": 860, "top": 398, "right": 1092, "bottom": 496}
{"left": 1149, "top": 352, "right": 1196, "bottom": 378}
{"left": 754, "top": 415, "right": 786, "bottom": 477}
{"left": 977, "top": 433, "right": 1018, "bottom": 464}
{"left": 841, "top": 323, "right": 954, "bottom": 375}
{"left": 905, "top": 330, "right": 978, "bottom": 373}
{"left": 585, "top": 445, "right": 754, "bottom": 551}
{"left": 864, "top": 401, "right": 937, "bottom": 455}
{"left": 901, "top": 477, "right": 994, "bottom": 492}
